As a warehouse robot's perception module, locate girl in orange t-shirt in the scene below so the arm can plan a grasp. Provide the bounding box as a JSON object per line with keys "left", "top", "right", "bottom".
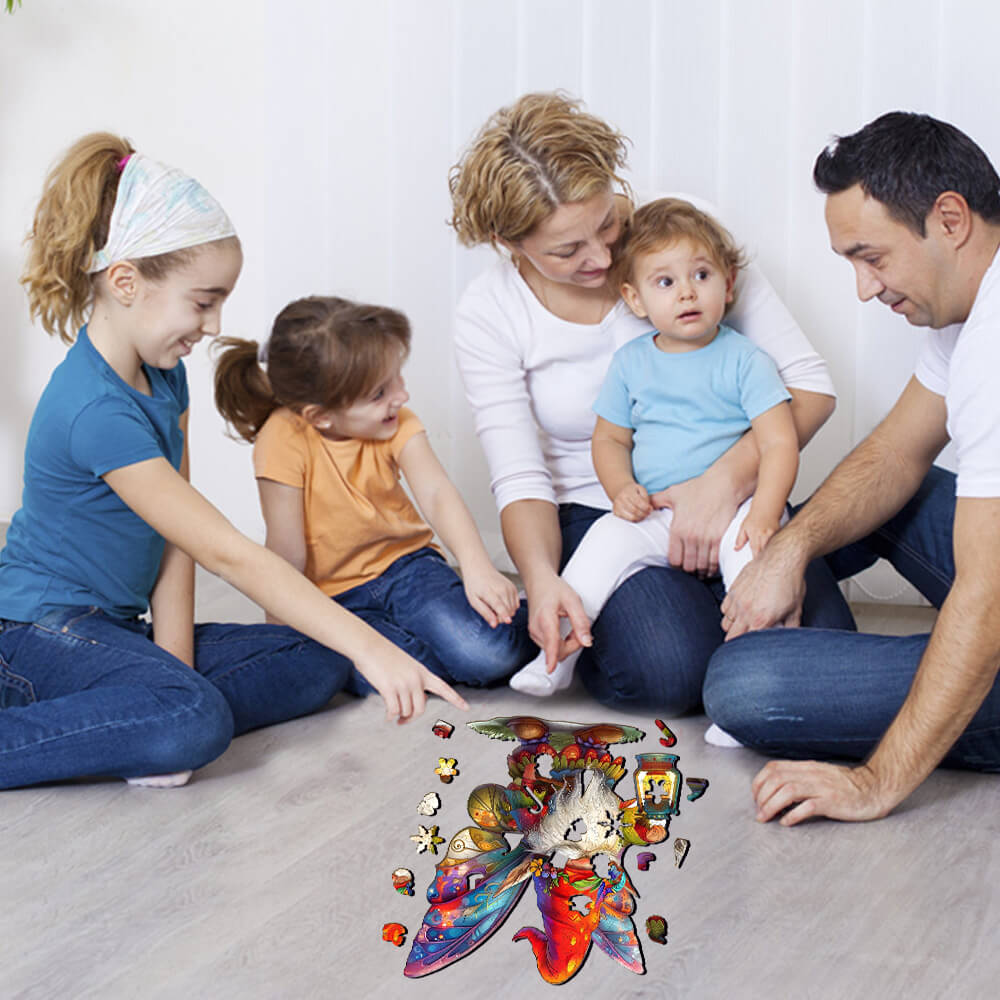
{"left": 214, "top": 296, "right": 536, "bottom": 690}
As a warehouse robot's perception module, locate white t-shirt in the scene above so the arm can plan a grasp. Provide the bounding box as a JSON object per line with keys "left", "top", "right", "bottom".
{"left": 454, "top": 195, "right": 837, "bottom": 513}
{"left": 914, "top": 248, "right": 1000, "bottom": 498}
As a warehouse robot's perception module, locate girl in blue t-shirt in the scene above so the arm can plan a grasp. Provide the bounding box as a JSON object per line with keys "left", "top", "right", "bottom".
{"left": 0, "top": 132, "right": 465, "bottom": 791}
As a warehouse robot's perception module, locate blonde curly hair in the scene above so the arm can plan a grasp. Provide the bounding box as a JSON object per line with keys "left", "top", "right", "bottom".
{"left": 449, "top": 92, "right": 632, "bottom": 248}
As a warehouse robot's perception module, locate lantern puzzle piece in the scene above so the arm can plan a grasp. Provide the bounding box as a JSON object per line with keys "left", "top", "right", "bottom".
{"left": 417, "top": 792, "right": 441, "bottom": 816}
{"left": 383, "top": 923, "right": 408, "bottom": 947}
{"left": 645, "top": 915, "right": 668, "bottom": 945}
{"left": 411, "top": 824, "right": 445, "bottom": 855}
{"left": 636, "top": 852, "right": 656, "bottom": 872}
{"left": 654, "top": 718, "right": 677, "bottom": 748}
{"left": 673, "top": 838, "right": 690, "bottom": 869}
{"left": 392, "top": 868, "right": 416, "bottom": 896}
{"left": 436, "top": 758, "right": 459, "bottom": 784}
{"left": 433, "top": 720, "right": 455, "bottom": 739}
{"left": 405, "top": 716, "right": 669, "bottom": 985}
{"left": 633, "top": 753, "right": 683, "bottom": 832}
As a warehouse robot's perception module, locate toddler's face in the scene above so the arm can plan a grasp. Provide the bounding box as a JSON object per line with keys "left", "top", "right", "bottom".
{"left": 312, "top": 359, "right": 409, "bottom": 442}
{"left": 621, "top": 239, "right": 734, "bottom": 352}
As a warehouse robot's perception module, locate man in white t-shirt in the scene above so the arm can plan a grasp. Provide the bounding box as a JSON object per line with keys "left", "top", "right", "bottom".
{"left": 703, "top": 111, "right": 1000, "bottom": 825}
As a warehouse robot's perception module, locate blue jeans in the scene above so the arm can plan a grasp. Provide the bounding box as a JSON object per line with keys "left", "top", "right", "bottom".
{"left": 336, "top": 548, "right": 535, "bottom": 695}
{"left": 704, "top": 466, "right": 1000, "bottom": 771}
{"left": 0, "top": 607, "right": 353, "bottom": 790}
{"left": 559, "top": 503, "right": 856, "bottom": 715}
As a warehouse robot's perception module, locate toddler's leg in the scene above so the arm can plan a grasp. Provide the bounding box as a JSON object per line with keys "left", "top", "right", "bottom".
{"left": 510, "top": 511, "right": 674, "bottom": 697}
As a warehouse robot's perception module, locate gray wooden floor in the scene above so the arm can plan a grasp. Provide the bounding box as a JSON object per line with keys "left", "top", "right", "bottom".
{"left": 1, "top": 577, "right": 994, "bottom": 1000}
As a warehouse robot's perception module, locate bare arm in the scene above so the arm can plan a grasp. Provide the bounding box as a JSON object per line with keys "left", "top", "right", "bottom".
{"left": 148, "top": 410, "right": 195, "bottom": 665}
{"left": 734, "top": 401, "right": 799, "bottom": 556}
{"left": 592, "top": 417, "right": 651, "bottom": 521}
{"left": 652, "top": 388, "right": 835, "bottom": 575}
{"left": 398, "top": 431, "right": 518, "bottom": 627}
{"left": 499, "top": 498, "right": 592, "bottom": 670}
{"left": 256, "top": 477, "right": 308, "bottom": 625}
{"left": 103, "top": 457, "right": 468, "bottom": 722}
{"left": 722, "top": 377, "right": 950, "bottom": 636}
{"left": 753, "top": 495, "right": 1000, "bottom": 824}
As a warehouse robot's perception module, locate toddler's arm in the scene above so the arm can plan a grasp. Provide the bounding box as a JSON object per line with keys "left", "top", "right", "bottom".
{"left": 398, "top": 431, "right": 519, "bottom": 628}
{"left": 103, "top": 456, "right": 468, "bottom": 723}
{"left": 592, "top": 417, "right": 652, "bottom": 522}
{"left": 149, "top": 411, "right": 194, "bottom": 665}
{"left": 256, "top": 477, "right": 308, "bottom": 625}
{"left": 735, "top": 402, "right": 799, "bottom": 556}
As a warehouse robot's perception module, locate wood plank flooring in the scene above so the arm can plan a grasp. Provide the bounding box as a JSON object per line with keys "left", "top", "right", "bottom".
{"left": 2, "top": 577, "right": 994, "bottom": 1000}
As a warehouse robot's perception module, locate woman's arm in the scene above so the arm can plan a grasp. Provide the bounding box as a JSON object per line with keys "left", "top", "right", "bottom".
{"left": 103, "top": 457, "right": 468, "bottom": 722}
{"left": 398, "top": 431, "right": 518, "bottom": 627}
{"left": 499, "top": 498, "right": 592, "bottom": 670}
{"left": 148, "top": 410, "right": 195, "bottom": 665}
{"left": 256, "top": 477, "right": 308, "bottom": 625}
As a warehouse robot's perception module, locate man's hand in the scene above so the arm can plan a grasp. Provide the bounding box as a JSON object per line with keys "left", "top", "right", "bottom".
{"left": 751, "top": 759, "right": 896, "bottom": 825}
{"left": 721, "top": 534, "right": 808, "bottom": 639}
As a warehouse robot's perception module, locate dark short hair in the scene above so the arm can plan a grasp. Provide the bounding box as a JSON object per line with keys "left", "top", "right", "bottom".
{"left": 813, "top": 111, "right": 1000, "bottom": 235}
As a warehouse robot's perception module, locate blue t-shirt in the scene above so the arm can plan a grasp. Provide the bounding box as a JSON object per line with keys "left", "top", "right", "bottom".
{"left": 593, "top": 324, "right": 790, "bottom": 493}
{"left": 0, "top": 327, "right": 188, "bottom": 621}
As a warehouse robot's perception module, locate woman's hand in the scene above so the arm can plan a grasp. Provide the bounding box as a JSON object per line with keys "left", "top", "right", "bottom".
{"left": 353, "top": 643, "right": 469, "bottom": 724}
{"left": 526, "top": 573, "right": 593, "bottom": 673}
{"left": 651, "top": 467, "right": 742, "bottom": 577}
{"left": 462, "top": 559, "right": 520, "bottom": 627}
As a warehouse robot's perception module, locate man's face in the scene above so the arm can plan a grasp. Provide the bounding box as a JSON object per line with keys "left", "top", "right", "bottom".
{"left": 824, "top": 183, "right": 952, "bottom": 328}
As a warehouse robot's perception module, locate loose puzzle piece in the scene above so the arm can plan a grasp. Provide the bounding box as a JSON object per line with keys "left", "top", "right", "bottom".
{"left": 433, "top": 719, "right": 454, "bottom": 739}
{"left": 435, "top": 757, "right": 459, "bottom": 784}
{"left": 636, "top": 852, "right": 656, "bottom": 872}
{"left": 654, "top": 718, "right": 677, "bottom": 748}
{"left": 392, "top": 868, "right": 415, "bottom": 895}
{"left": 673, "top": 838, "right": 690, "bottom": 869}
{"left": 416, "top": 791, "right": 441, "bottom": 816}
{"left": 383, "top": 922, "right": 408, "bottom": 947}
{"left": 645, "top": 914, "right": 668, "bottom": 945}
{"left": 686, "top": 777, "right": 709, "bottom": 802}
{"left": 411, "top": 824, "right": 445, "bottom": 855}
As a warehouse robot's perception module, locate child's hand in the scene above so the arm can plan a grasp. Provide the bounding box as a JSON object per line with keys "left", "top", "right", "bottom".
{"left": 355, "top": 644, "right": 469, "bottom": 724}
{"left": 462, "top": 561, "right": 520, "bottom": 628}
{"left": 735, "top": 515, "right": 780, "bottom": 558}
{"left": 613, "top": 482, "right": 652, "bottom": 522}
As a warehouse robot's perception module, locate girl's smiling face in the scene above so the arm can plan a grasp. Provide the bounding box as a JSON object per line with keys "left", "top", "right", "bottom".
{"left": 310, "top": 359, "right": 410, "bottom": 441}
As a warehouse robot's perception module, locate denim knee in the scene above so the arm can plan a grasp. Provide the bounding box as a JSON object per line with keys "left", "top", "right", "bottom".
{"left": 703, "top": 633, "right": 785, "bottom": 737}
{"left": 125, "top": 676, "right": 235, "bottom": 776}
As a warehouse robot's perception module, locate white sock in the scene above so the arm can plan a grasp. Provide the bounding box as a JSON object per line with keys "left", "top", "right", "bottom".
{"left": 703, "top": 724, "right": 745, "bottom": 749}
{"left": 126, "top": 770, "right": 193, "bottom": 788}
{"left": 509, "top": 649, "right": 579, "bottom": 697}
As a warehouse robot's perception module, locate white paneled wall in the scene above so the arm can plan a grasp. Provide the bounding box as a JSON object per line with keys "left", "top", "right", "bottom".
{"left": 1, "top": 0, "right": 994, "bottom": 602}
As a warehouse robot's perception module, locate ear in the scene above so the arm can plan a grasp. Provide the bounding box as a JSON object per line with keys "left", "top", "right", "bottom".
{"left": 105, "top": 260, "right": 140, "bottom": 306}
{"left": 725, "top": 267, "right": 737, "bottom": 304}
{"left": 620, "top": 281, "right": 648, "bottom": 319}
{"left": 930, "top": 191, "right": 972, "bottom": 248}
{"left": 300, "top": 404, "right": 330, "bottom": 429}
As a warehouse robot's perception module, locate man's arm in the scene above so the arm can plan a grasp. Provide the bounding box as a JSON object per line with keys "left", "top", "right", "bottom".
{"left": 753, "top": 494, "right": 1000, "bottom": 824}
{"left": 721, "top": 377, "right": 950, "bottom": 635}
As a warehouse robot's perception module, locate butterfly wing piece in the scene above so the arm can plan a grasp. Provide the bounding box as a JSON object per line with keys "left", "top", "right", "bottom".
{"left": 404, "top": 835, "right": 534, "bottom": 978}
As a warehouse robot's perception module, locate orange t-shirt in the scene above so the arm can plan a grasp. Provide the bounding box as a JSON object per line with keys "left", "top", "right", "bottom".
{"left": 253, "top": 406, "right": 439, "bottom": 596}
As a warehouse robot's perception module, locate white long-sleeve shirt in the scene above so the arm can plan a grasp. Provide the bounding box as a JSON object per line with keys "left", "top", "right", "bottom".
{"left": 455, "top": 198, "right": 836, "bottom": 513}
